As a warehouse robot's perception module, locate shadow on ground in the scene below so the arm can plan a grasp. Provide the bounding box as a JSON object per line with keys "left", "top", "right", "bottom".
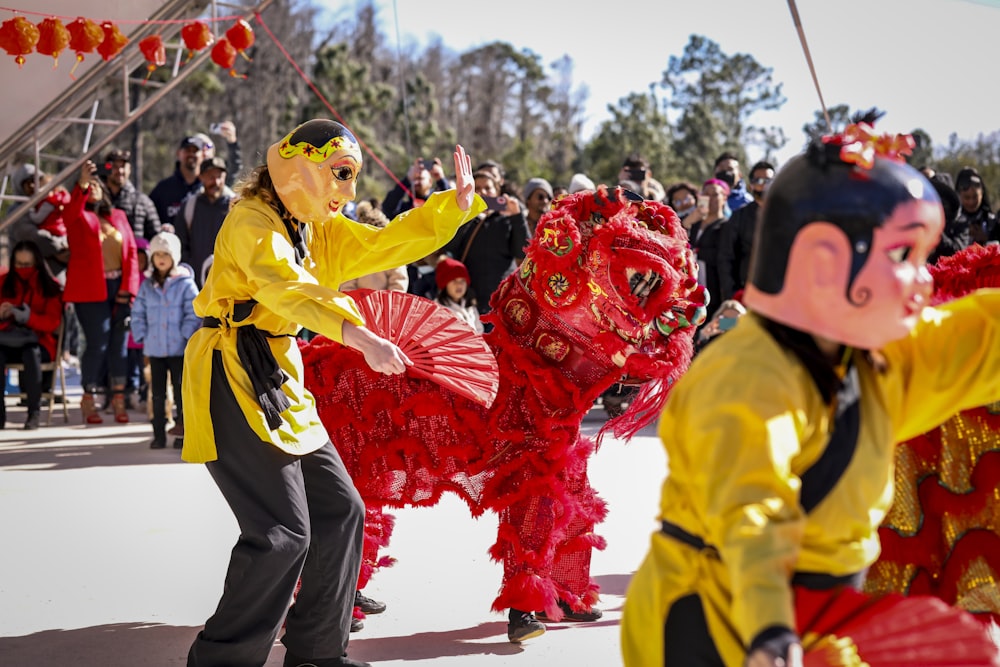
{"left": 349, "top": 621, "right": 525, "bottom": 661}
{"left": 0, "top": 439, "right": 186, "bottom": 471}
{"left": 0, "top": 622, "right": 199, "bottom": 666}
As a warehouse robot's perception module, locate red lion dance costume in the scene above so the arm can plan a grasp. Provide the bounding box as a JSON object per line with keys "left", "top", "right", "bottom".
{"left": 866, "top": 242, "right": 1000, "bottom": 625}
{"left": 301, "top": 186, "right": 706, "bottom": 637}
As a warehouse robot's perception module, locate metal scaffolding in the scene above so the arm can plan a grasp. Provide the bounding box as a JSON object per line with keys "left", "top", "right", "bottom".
{"left": 0, "top": 0, "right": 272, "bottom": 236}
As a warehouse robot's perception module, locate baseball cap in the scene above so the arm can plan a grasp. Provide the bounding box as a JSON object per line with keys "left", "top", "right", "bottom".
{"left": 200, "top": 156, "right": 228, "bottom": 175}
{"left": 179, "top": 136, "right": 205, "bottom": 150}
{"left": 104, "top": 148, "right": 131, "bottom": 163}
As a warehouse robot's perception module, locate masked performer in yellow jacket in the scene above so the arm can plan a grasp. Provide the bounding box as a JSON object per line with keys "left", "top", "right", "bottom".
{"left": 182, "top": 119, "right": 484, "bottom": 667}
{"left": 621, "top": 124, "right": 1000, "bottom": 667}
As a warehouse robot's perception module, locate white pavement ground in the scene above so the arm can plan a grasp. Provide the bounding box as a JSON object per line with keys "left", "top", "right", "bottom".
{"left": 0, "top": 369, "right": 668, "bottom": 667}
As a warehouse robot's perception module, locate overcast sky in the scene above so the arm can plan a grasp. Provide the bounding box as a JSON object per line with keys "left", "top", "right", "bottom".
{"left": 321, "top": 0, "right": 1000, "bottom": 168}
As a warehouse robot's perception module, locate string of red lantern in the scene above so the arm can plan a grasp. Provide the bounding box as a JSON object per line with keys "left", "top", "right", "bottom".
{"left": 0, "top": 8, "right": 253, "bottom": 80}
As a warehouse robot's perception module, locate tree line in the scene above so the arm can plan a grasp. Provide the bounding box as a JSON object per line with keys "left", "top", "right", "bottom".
{"left": 40, "top": 0, "right": 1000, "bottom": 207}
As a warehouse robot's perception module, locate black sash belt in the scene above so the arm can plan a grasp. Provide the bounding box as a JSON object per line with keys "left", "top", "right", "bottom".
{"left": 660, "top": 520, "right": 863, "bottom": 590}
{"left": 201, "top": 300, "right": 291, "bottom": 430}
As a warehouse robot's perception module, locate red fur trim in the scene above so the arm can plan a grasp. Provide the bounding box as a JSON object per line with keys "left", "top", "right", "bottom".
{"left": 931, "top": 243, "right": 1000, "bottom": 304}
{"left": 491, "top": 572, "right": 560, "bottom": 619}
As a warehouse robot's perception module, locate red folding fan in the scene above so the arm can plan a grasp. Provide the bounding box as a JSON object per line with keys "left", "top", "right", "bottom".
{"left": 350, "top": 289, "right": 499, "bottom": 408}
{"left": 797, "top": 586, "right": 1000, "bottom": 666}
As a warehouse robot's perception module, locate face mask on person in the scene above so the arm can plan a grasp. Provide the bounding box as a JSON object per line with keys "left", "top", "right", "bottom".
{"left": 15, "top": 267, "right": 37, "bottom": 281}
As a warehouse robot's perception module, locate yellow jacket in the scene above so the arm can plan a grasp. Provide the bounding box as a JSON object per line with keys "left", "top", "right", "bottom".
{"left": 181, "top": 191, "right": 485, "bottom": 463}
{"left": 621, "top": 292, "right": 1000, "bottom": 666}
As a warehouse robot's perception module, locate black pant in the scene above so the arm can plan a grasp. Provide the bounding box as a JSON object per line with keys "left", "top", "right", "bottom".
{"left": 187, "top": 352, "right": 365, "bottom": 667}
{"left": 663, "top": 594, "right": 725, "bottom": 666}
{"left": 0, "top": 343, "right": 49, "bottom": 413}
{"left": 149, "top": 355, "right": 183, "bottom": 439}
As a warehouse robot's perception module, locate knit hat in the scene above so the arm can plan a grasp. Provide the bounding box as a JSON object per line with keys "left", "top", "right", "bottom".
{"left": 568, "top": 173, "right": 595, "bottom": 194}
{"left": 522, "top": 177, "right": 553, "bottom": 201}
{"left": 149, "top": 231, "right": 181, "bottom": 268}
{"left": 435, "top": 257, "right": 471, "bottom": 290}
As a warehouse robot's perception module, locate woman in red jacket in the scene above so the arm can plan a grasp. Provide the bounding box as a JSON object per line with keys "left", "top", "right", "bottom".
{"left": 0, "top": 240, "right": 63, "bottom": 429}
{"left": 64, "top": 160, "right": 139, "bottom": 424}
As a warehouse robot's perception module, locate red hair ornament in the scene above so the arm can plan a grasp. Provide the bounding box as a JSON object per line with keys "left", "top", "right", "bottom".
{"left": 0, "top": 15, "right": 40, "bottom": 68}
{"left": 36, "top": 17, "right": 70, "bottom": 68}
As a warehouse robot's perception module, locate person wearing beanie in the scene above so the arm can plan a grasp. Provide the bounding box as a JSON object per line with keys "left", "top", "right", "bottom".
{"left": 131, "top": 231, "right": 199, "bottom": 449}
{"left": 521, "top": 177, "right": 554, "bottom": 229}
{"left": 434, "top": 257, "right": 483, "bottom": 333}
{"left": 568, "top": 173, "right": 595, "bottom": 195}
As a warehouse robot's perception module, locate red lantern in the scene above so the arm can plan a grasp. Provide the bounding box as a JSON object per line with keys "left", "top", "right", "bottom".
{"left": 225, "top": 19, "right": 254, "bottom": 60}
{"left": 211, "top": 38, "right": 244, "bottom": 78}
{"left": 36, "top": 17, "right": 70, "bottom": 68}
{"left": 138, "top": 35, "right": 165, "bottom": 80}
{"left": 0, "top": 15, "right": 41, "bottom": 68}
{"left": 67, "top": 17, "right": 103, "bottom": 77}
{"left": 97, "top": 21, "right": 128, "bottom": 62}
{"left": 180, "top": 20, "right": 213, "bottom": 62}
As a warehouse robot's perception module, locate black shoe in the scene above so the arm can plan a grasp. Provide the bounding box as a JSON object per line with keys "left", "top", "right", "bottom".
{"left": 283, "top": 650, "right": 371, "bottom": 667}
{"left": 354, "top": 590, "right": 386, "bottom": 614}
{"left": 536, "top": 599, "right": 603, "bottom": 622}
{"left": 350, "top": 616, "right": 363, "bottom": 632}
{"left": 507, "top": 609, "right": 545, "bottom": 643}
{"left": 150, "top": 437, "right": 166, "bottom": 449}
{"left": 23, "top": 411, "right": 40, "bottom": 430}
{"left": 172, "top": 437, "right": 184, "bottom": 449}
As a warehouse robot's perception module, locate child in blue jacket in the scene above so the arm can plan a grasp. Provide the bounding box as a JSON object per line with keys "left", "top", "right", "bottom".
{"left": 131, "top": 232, "right": 199, "bottom": 448}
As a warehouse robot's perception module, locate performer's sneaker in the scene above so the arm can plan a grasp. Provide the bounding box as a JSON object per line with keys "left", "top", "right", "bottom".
{"left": 283, "top": 651, "right": 370, "bottom": 667}
{"left": 350, "top": 617, "right": 363, "bottom": 632}
{"left": 354, "top": 590, "right": 386, "bottom": 614}
{"left": 537, "top": 600, "right": 604, "bottom": 622}
{"left": 507, "top": 609, "right": 546, "bottom": 643}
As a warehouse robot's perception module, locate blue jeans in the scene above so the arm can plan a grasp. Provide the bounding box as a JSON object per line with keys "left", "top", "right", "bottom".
{"left": 74, "top": 277, "right": 128, "bottom": 392}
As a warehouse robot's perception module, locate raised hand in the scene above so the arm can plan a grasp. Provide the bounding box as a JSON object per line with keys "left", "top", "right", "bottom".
{"left": 452, "top": 144, "right": 475, "bottom": 211}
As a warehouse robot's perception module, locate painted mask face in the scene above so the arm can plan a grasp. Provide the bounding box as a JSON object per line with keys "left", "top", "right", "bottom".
{"left": 746, "top": 196, "right": 943, "bottom": 350}
{"left": 266, "top": 120, "right": 363, "bottom": 224}
{"left": 834, "top": 198, "right": 943, "bottom": 346}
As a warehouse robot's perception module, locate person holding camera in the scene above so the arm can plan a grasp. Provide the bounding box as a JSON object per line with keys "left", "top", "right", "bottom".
{"left": 619, "top": 154, "right": 666, "bottom": 202}
{"left": 64, "top": 159, "right": 140, "bottom": 425}
{"left": 441, "top": 169, "right": 529, "bottom": 316}
{"left": 381, "top": 157, "right": 450, "bottom": 219}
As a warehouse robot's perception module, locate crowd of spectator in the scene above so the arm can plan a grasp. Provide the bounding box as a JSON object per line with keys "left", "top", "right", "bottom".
{"left": 4, "top": 134, "right": 998, "bottom": 439}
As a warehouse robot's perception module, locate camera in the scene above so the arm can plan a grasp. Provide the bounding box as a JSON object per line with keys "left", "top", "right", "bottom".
{"left": 209, "top": 122, "right": 224, "bottom": 135}
{"left": 482, "top": 195, "right": 507, "bottom": 211}
{"left": 420, "top": 158, "right": 436, "bottom": 171}
{"left": 627, "top": 168, "right": 647, "bottom": 183}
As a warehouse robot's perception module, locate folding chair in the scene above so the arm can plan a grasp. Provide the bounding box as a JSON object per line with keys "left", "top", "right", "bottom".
{"left": 8, "top": 319, "right": 69, "bottom": 425}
